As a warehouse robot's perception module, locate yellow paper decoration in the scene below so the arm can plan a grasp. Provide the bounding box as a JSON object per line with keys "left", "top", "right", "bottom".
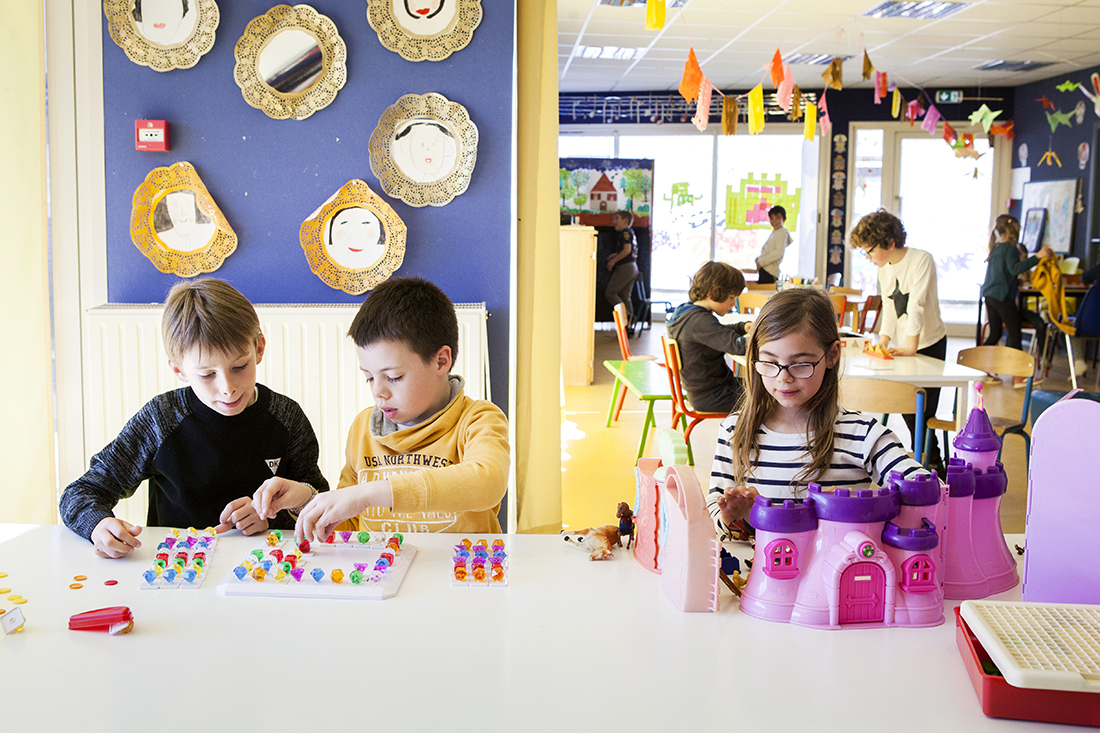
{"left": 892, "top": 88, "right": 902, "bottom": 118}
{"left": 645, "top": 0, "right": 666, "bottom": 30}
{"left": 804, "top": 103, "right": 817, "bottom": 140}
{"left": 822, "top": 58, "right": 843, "bottom": 90}
{"left": 862, "top": 50, "right": 874, "bottom": 80}
{"left": 748, "top": 84, "right": 764, "bottom": 134}
{"left": 721, "top": 96, "right": 738, "bottom": 135}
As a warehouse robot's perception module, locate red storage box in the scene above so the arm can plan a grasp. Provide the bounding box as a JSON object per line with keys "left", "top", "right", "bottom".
{"left": 955, "top": 607, "right": 1100, "bottom": 726}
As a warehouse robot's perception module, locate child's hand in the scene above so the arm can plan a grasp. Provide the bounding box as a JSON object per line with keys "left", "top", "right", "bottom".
{"left": 91, "top": 517, "right": 143, "bottom": 558}
{"left": 251, "top": 478, "right": 313, "bottom": 520}
{"left": 716, "top": 486, "right": 758, "bottom": 528}
{"left": 215, "top": 497, "right": 269, "bottom": 536}
{"left": 295, "top": 481, "right": 392, "bottom": 544}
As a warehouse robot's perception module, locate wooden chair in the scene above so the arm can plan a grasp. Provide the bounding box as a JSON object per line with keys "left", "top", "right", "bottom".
{"left": 858, "top": 295, "right": 883, "bottom": 334}
{"left": 829, "top": 286, "right": 863, "bottom": 330}
{"left": 609, "top": 303, "right": 658, "bottom": 423}
{"left": 660, "top": 337, "right": 728, "bottom": 466}
{"left": 928, "top": 345, "right": 1036, "bottom": 472}
{"left": 745, "top": 282, "right": 776, "bottom": 292}
{"left": 828, "top": 294, "right": 848, "bottom": 327}
{"left": 736, "top": 291, "right": 772, "bottom": 315}
{"left": 839, "top": 377, "right": 925, "bottom": 463}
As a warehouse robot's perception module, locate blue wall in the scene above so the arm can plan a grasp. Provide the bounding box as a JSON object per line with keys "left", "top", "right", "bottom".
{"left": 1011, "top": 65, "right": 1100, "bottom": 264}
{"left": 102, "top": 2, "right": 514, "bottom": 407}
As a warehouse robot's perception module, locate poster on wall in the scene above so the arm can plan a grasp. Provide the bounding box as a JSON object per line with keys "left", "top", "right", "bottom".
{"left": 558, "top": 158, "right": 653, "bottom": 227}
{"left": 1021, "top": 178, "right": 1080, "bottom": 253}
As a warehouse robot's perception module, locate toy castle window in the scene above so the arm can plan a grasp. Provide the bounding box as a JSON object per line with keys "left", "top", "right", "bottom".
{"left": 762, "top": 539, "right": 799, "bottom": 580}
{"left": 900, "top": 555, "right": 937, "bottom": 593}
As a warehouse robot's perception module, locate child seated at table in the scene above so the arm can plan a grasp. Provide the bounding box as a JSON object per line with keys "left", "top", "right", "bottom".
{"left": 707, "top": 288, "right": 928, "bottom": 541}
{"left": 60, "top": 279, "right": 329, "bottom": 558}
{"left": 253, "top": 276, "right": 510, "bottom": 539}
{"left": 848, "top": 209, "right": 947, "bottom": 474}
{"left": 665, "top": 261, "right": 749, "bottom": 413}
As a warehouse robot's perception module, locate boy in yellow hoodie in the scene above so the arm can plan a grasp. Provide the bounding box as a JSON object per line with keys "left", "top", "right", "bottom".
{"left": 252, "top": 277, "right": 510, "bottom": 539}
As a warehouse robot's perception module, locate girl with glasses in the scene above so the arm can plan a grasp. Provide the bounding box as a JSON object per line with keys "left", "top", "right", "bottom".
{"left": 707, "top": 288, "right": 928, "bottom": 541}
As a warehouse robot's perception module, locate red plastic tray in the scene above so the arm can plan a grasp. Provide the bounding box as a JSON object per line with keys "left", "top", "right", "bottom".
{"left": 955, "top": 607, "right": 1100, "bottom": 727}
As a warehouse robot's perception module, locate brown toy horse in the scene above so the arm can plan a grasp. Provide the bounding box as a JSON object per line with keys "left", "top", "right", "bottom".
{"left": 617, "top": 502, "right": 635, "bottom": 549}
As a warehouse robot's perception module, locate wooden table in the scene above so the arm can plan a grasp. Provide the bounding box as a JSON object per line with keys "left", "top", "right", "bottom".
{"left": 0, "top": 525, "right": 1082, "bottom": 732}
{"left": 603, "top": 359, "right": 671, "bottom": 460}
{"left": 975, "top": 284, "right": 1090, "bottom": 346}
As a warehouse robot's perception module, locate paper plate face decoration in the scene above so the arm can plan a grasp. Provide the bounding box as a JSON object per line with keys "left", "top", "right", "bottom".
{"left": 369, "top": 92, "right": 478, "bottom": 207}
{"left": 300, "top": 180, "right": 407, "bottom": 294}
{"left": 234, "top": 4, "right": 347, "bottom": 120}
{"left": 367, "top": 0, "right": 482, "bottom": 62}
{"left": 131, "top": 162, "right": 236, "bottom": 276}
{"left": 103, "top": 0, "right": 220, "bottom": 72}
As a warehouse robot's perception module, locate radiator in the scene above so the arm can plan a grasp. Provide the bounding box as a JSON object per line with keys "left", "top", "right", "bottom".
{"left": 83, "top": 303, "right": 489, "bottom": 526}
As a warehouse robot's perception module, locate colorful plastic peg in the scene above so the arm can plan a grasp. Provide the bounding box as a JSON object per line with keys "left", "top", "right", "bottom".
{"left": 392, "top": 533, "right": 404, "bottom": 546}
{"left": 269, "top": 549, "right": 284, "bottom": 563}
{"left": 163, "top": 569, "right": 177, "bottom": 584}
{"left": 250, "top": 567, "right": 267, "bottom": 582}
{"left": 143, "top": 569, "right": 158, "bottom": 585}
{"left": 291, "top": 568, "right": 305, "bottom": 583}
{"left": 251, "top": 549, "right": 264, "bottom": 562}
{"left": 331, "top": 569, "right": 344, "bottom": 584}
{"left": 350, "top": 570, "right": 364, "bottom": 585}
{"left": 233, "top": 566, "right": 248, "bottom": 581}
{"left": 298, "top": 539, "right": 311, "bottom": 554}
{"left": 357, "top": 531, "right": 370, "bottom": 545}
{"left": 339, "top": 531, "right": 352, "bottom": 544}
{"left": 310, "top": 568, "right": 325, "bottom": 583}
{"left": 324, "top": 532, "right": 335, "bottom": 544}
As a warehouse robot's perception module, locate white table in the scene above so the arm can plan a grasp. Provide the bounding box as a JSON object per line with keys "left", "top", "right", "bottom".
{"left": 0, "top": 525, "right": 1084, "bottom": 732}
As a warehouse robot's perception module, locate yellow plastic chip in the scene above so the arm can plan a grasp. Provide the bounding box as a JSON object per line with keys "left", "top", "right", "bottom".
{"left": 12, "top": 598, "right": 27, "bottom": 604}
{"left": 0, "top": 588, "right": 10, "bottom": 594}
{"left": 69, "top": 583, "right": 83, "bottom": 590}
{"left": 73, "top": 575, "right": 87, "bottom": 581}
{"left": 0, "top": 572, "right": 7, "bottom": 577}
{"left": 6, "top": 594, "right": 20, "bottom": 601}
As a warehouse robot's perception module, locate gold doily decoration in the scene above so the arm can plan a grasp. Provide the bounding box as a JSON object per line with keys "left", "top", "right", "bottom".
{"left": 369, "top": 92, "right": 478, "bottom": 207}
{"left": 104, "top": 0, "right": 220, "bottom": 72}
{"left": 300, "top": 180, "right": 407, "bottom": 294}
{"left": 367, "top": 0, "right": 482, "bottom": 62}
{"left": 233, "top": 5, "right": 347, "bottom": 121}
{"left": 130, "top": 162, "right": 237, "bottom": 276}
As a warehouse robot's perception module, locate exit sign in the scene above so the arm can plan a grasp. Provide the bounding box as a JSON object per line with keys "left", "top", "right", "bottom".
{"left": 935, "top": 90, "right": 964, "bottom": 104}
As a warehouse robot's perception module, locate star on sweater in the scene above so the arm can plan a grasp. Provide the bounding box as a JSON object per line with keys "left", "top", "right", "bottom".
{"left": 889, "top": 282, "right": 909, "bottom": 319}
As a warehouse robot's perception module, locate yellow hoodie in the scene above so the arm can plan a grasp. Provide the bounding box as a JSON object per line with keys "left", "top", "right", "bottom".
{"left": 336, "top": 376, "right": 510, "bottom": 533}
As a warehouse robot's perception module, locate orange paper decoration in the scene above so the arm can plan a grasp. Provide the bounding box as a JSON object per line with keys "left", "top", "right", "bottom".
{"left": 679, "top": 48, "right": 703, "bottom": 103}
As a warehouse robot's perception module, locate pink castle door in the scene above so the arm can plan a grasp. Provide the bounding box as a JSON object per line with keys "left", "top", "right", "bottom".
{"left": 839, "top": 562, "right": 885, "bottom": 624}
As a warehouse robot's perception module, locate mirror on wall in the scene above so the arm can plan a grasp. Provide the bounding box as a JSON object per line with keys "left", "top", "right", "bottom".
{"left": 367, "top": 0, "right": 482, "bottom": 62}
{"left": 369, "top": 92, "right": 479, "bottom": 207}
{"left": 234, "top": 5, "right": 347, "bottom": 120}
{"left": 104, "top": 0, "right": 220, "bottom": 72}
{"left": 130, "top": 162, "right": 237, "bottom": 276}
{"left": 300, "top": 180, "right": 407, "bottom": 294}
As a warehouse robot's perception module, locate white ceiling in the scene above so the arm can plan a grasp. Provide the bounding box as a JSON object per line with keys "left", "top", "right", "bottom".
{"left": 558, "top": 0, "right": 1100, "bottom": 93}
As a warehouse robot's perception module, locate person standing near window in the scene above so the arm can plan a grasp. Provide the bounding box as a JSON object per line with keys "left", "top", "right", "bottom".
{"left": 605, "top": 210, "right": 639, "bottom": 326}
{"left": 755, "top": 206, "right": 792, "bottom": 285}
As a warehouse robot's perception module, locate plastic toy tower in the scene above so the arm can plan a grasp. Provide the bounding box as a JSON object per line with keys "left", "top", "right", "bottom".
{"left": 941, "top": 386, "right": 1018, "bottom": 599}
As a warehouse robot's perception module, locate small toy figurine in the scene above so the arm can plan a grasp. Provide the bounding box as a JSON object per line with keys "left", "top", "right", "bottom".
{"left": 561, "top": 526, "right": 621, "bottom": 561}
{"left": 616, "top": 502, "right": 636, "bottom": 549}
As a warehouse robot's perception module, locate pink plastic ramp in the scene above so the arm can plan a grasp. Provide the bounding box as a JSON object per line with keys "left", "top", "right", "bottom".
{"left": 661, "top": 466, "right": 720, "bottom": 613}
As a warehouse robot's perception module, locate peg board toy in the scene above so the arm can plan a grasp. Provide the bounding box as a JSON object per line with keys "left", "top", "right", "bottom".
{"left": 450, "top": 538, "right": 508, "bottom": 587}
{"left": 140, "top": 528, "right": 219, "bottom": 590}
{"left": 216, "top": 530, "right": 417, "bottom": 601}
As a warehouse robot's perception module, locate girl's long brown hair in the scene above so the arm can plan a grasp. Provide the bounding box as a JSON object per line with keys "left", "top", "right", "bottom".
{"left": 987, "top": 214, "right": 1020, "bottom": 258}
{"left": 730, "top": 288, "right": 841, "bottom": 493}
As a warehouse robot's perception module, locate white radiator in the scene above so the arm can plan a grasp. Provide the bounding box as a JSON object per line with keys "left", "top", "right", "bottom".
{"left": 83, "top": 303, "right": 489, "bottom": 526}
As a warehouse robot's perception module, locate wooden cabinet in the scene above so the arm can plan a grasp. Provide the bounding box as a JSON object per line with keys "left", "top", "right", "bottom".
{"left": 560, "top": 225, "right": 597, "bottom": 385}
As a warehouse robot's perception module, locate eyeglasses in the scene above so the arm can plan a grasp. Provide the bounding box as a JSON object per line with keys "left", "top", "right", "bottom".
{"left": 753, "top": 354, "right": 827, "bottom": 379}
{"left": 859, "top": 244, "right": 879, "bottom": 260}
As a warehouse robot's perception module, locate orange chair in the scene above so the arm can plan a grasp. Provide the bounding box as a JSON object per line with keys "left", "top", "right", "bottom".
{"left": 609, "top": 303, "right": 658, "bottom": 423}
{"left": 827, "top": 294, "right": 848, "bottom": 326}
{"left": 858, "top": 295, "right": 883, "bottom": 334}
{"left": 660, "top": 337, "right": 728, "bottom": 466}
{"left": 736, "top": 291, "right": 771, "bottom": 315}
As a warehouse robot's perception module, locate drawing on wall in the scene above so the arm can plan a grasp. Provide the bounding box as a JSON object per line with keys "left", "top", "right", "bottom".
{"left": 104, "top": 0, "right": 220, "bottom": 72}
{"left": 1021, "top": 178, "right": 1080, "bottom": 253}
{"left": 370, "top": 93, "right": 478, "bottom": 207}
{"left": 558, "top": 158, "right": 653, "bottom": 227}
{"left": 367, "top": 0, "right": 483, "bottom": 62}
{"left": 130, "top": 162, "right": 236, "bottom": 276}
{"left": 724, "top": 173, "right": 801, "bottom": 231}
{"left": 300, "top": 180, "right": 407, "bottom": 294}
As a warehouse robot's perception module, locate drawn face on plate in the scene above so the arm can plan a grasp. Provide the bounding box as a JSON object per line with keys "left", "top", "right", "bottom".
{"left": 325, "top": 206, "right": 386, "bottom": 270}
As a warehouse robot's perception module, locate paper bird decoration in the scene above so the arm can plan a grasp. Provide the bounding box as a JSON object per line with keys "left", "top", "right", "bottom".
{"left": 990, "top": 120, "right": 1014, "bottom": 140}
{"left": 770, "top": 49, "right": 784, "bottom": 87}
{"left": 921, "top": 104, "right": 942, "bottom": 135}
{"left": 722, "top": 95, "right": 738, "bottom": 135}
{"left": 692, "top": 77, "right": 713, "bottom": 132}
{"left": 1036, "top": 95, "right": 1055, "bottom": 111}
{"left": 804, "top": 102, "right": 817, "bottom": 140}
{"left": 1038, "top": 148, "right": 1062, "bottom": 167}
{"left": 1080, "top": 73, "right": 1100, "bottom": 118}
{"left": 679, "top": 48, "right": 703, "bottom": 103}
{"left": 862, "top": 50, "right": 874, "bottom": 80}
{"left": 822, "top": 58, "right": 843, "bottom": 90}
{"left": 892, "top": 88, "right": 903, "bottom": 118}
{"left": 953, "top": 133, "right": 982, "bottom": 159}
{"left": 1056, "top": 80, "right": 1081, "bottom": 92}
{"left": 646, "top": 0, "right": 666, "bottom": 30}
{"left": 777, "top": 62, "right": 794, "bottom": 110}
{"left": 789, "top": 86, "right": 803, "bottom": 121}
{"left": 748, "top": 84, "right": 765, "bottom": 134}
{"left": 874, "top": 71, "right": 888, "bottom": 104}
{"left": 942, "top": 121, "right": 957, "bottom": 145}
{"left": 968, "top": 104, "right": 1002, "bottom": 133}
{"left": 1046, "top": 108, "right": 1075, "bottom": 133}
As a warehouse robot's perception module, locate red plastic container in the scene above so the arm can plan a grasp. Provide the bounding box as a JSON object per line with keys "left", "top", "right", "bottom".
{"left": 955, "top": 607, "right": 1100, "bottom": 727}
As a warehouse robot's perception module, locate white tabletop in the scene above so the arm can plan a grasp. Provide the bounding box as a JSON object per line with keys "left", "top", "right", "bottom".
{"left": 841, "top": 352, "right": 986, "bottom": 388}
{"left": 0, "top": 525, "right": 1085, "bottom": 732}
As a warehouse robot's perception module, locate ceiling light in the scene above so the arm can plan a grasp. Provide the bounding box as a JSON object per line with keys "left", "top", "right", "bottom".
{"left": 597, "top": 0, "right": 685, "bottom": 6}
{"left": 785, "top": 53, "right": 852, "bottom": 65}
{"left": 975, "top": 59, "right": 1053, "bottom": 72}
{"left": 864, "top": 1, "right": 967, "bottom": 20}
{"left": 577, "top": 46, "right": 646, "bottom": 61}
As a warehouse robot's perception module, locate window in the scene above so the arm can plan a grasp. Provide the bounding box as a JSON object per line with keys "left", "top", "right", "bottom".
{"left": 762, "top": 538, "right": 800, "bottom": 579}
{"left": 900, "top": 554, "right": 937, "bottom": 593}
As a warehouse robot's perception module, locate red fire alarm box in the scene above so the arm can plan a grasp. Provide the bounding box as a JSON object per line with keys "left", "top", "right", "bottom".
{"left": 135, "top": 120, "right": 170, "bottom": 151}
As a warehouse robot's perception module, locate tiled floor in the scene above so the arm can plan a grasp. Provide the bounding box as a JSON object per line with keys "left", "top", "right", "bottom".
{"left": 562, "top": 320, "right": 1089, "bottom": 534}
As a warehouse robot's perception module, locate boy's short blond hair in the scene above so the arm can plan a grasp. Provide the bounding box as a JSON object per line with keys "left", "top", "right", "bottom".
{"left": 162, "top": 279, "right": 262, "bottom": 363}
